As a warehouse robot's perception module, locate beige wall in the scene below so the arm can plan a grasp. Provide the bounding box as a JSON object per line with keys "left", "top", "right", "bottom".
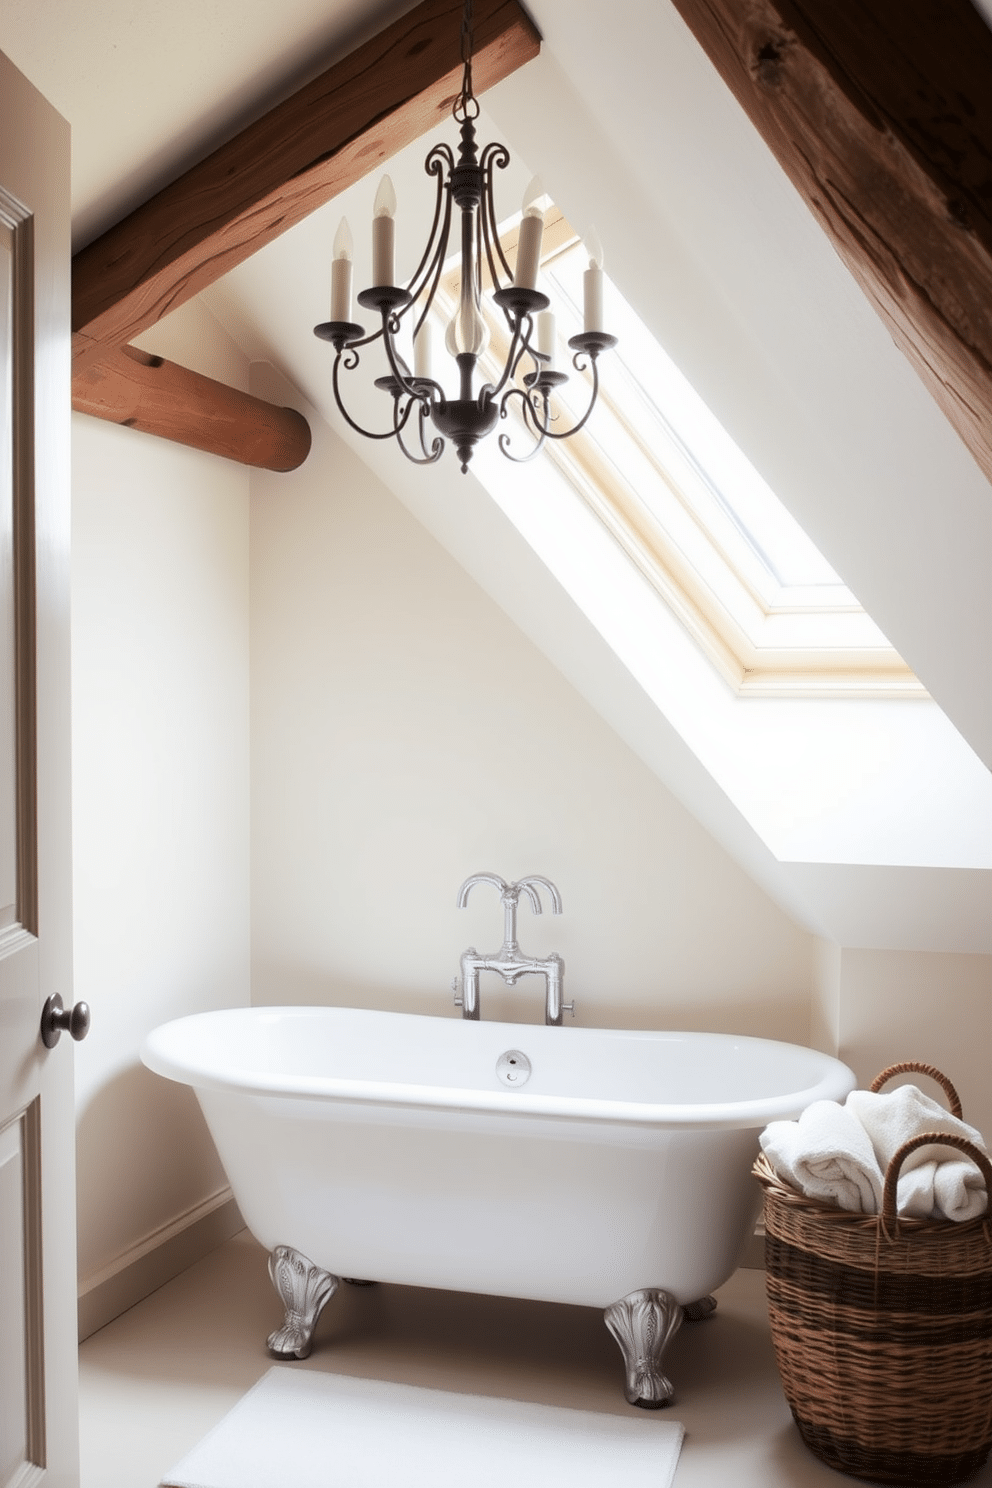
{"left": 249, "top": 370, "right": 815, "bottom": 1039}
{"left": 837, "top": 947, "right": 992, "bottom": 1151}
{"left": 71, "top": 303, "right": 251, "bottom": 1299}
{"left": 810, "top": 936, "right": 841, "bottom": 1055}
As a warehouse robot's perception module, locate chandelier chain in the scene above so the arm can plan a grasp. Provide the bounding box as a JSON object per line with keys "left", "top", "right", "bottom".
{"left": 455, "top": 0, "right": 479, "bottom": 120}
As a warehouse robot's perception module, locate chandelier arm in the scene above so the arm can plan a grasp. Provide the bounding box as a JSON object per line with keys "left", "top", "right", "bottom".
{"left": 504, "top": 313, "right": 534, "bottom": 381}
{"left": 339, "top": 324, "right": 385, "bottom": 352}
{"left": 485, "top": 317, "right": 528, "bottom": 402}
{"left": 405, "top": 146, "right": 455, "bottom": 310}
{"left": 521, "top": 385, "right": 554, "bottom": 439}
{"left": 479, "top": 143, "right": 513, "bottom": 291}
{"left": 497, "top": 387, "right": 548, "bottom": 463}
{"left": 522, "top": 343, "right": 550, "bottom": 383}
{"left": 417, "top": 400, "right": 445, "bottom": 461}
{"left": 380, "top": 310, "right": 427, "bottom": 403}
{"left": 538, "top": 353, "right": 603, "bottom": 441}
{"left": 412, "top": 198, "right": 455, "bottom": 347}
{"left": 512, "top": 322, "right": 550, "bottom": 387}
{"left": 395, "top": 404, "right": 444, "bottom": 465}
{"left": 391, "top": 388, "right": 424, "bottom": 439}
{"left": 410, "top": 376, "right": 444, "bottom": 411}
{"left": 331, "top": 354, "right": 414, "bottom": 442}
{"left": 497, "top": 429, "right": 548, "bottom": 464}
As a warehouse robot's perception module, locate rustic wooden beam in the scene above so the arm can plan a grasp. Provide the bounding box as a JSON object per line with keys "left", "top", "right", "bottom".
{"left": 72, "top": 341, "right": 312, "bottom": 470}
{"left": 669, "top": 0, "right": 992, "bottom": 487}
{"left": 72, "top": 0, "right": 541, "bottom": 349}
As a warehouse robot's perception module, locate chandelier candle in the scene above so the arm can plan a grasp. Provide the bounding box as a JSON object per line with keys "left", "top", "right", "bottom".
{"left": 584, "top": 229, "right": 605, "bottom": 334}
{"left": 414, "top": 323, "right": 432, "bottom": 381}
{"left": 330, "top": 218, "right": 353, "bottom": 324}
{"left": 372, "top": 175, "right": 397, "bottom": 288}
{"left": 538, "top": 310, "right": 557, "bottom": 370}
{"left": 515, "top": 177, "right": 546, "bottom": 290}
{"left": 313, "top": 0, "right": 617, "bottom": 471}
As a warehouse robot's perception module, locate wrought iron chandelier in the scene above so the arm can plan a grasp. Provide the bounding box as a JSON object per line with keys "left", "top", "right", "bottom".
{"left": 314, "top": 0, "right": 617, "bottom": 473}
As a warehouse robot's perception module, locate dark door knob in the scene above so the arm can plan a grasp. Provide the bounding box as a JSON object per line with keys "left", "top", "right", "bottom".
{"left": 40, "top": 994, "right": 91, "bottom": 1049}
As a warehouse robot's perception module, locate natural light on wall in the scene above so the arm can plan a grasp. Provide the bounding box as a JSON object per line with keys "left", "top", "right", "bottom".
{"left": 456, "top": 214, "right": 992, "bottom": 870}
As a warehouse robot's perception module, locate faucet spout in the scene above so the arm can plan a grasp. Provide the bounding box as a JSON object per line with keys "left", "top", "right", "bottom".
{"left": 456, "top": 872, "right": 543, "bottom": 956}
{"left": 516, "top": 875, "right": 563, "bottom": 915}
{"left": 456, "top": 872, "right": 508, "bottom": 910}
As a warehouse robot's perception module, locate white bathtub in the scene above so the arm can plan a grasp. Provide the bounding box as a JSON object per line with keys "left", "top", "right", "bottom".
{"left": 142, "top": 1005, "right": 854, "bottom": 1404}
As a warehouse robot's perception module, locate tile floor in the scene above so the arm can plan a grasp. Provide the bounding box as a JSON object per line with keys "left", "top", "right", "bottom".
{"left": 78, "top": 1231, "right": 992, "bottom": 1487}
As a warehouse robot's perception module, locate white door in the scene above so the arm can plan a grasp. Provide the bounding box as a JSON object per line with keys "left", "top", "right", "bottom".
{"left": 0, "top": 49, "right": 79, "bottom": 1488}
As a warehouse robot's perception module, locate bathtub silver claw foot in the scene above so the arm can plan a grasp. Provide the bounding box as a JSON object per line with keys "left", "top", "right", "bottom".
{"left": 683, "top": 1294, "right": 717, "bottom": 1321}
{"left": 266, "top": 1245, "right": 339, "bottom": 1360}
{"left": 605, "top": 1288, "right": 683, "bottom": 1408}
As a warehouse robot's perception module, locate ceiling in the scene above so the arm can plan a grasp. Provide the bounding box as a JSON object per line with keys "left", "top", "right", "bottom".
{"left": 2, "top": 0, "right": 990, "bottom": 948}
{"left": 0, "top": 0, "right": 423, "bottom": 249}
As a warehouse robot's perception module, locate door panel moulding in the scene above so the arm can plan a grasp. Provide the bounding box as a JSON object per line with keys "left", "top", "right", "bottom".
{"left": 70, "top": 0, "right": 541, "bottom": 470}
{"left": 669, "top": 0, "right": 992, "bottom": 490}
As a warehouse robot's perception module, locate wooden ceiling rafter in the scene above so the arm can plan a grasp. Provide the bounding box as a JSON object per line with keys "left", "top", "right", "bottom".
{"left": 70, "top": 0, "right": 541, "bottom": 471}
{"left": 669, "top": 0, "right": 992, "bottom": 491}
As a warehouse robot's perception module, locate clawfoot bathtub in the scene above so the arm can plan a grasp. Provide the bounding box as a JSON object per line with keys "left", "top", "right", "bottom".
{"left": 142, "top": 1006, "right": 854, "bottom": 1406}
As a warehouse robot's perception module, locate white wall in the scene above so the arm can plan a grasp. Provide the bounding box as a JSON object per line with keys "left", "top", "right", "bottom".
{"left": 68, "top": 336, "right": 990, "bottom": 1318}
{"left": 249, "top": 367, "right": 815, "bottom": 1038}
{"left": 71, "top": 302, "right": 251, "bottom": 1300}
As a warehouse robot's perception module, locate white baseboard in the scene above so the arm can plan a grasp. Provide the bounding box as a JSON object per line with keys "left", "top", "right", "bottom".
{"left": 78, "top": 1188, "right": 244, "bottom": 1342}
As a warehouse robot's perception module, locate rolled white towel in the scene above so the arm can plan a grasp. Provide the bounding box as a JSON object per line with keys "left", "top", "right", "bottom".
{"left": 897, "top": 1159, "right": 989, "bottom": 1222}
{"left": 846, "top": 1085, "right": 988, "bottom": 1221}
{"left": 760, "top": 1099, "right": 883, "bottom": 1213}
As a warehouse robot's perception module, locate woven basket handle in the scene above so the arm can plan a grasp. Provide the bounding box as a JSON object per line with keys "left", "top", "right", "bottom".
{"left": 870, "top": 1061, "right": 963, "bottom": 1118}
{"left": 881, "top": 1131, "right": 992, "bottom": 1221}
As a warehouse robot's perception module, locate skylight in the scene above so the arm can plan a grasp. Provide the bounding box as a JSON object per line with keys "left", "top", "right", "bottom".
{"left": 431, "top": 205, "right": 992, "bottom": 868}
{"left": 437, "top": 216, "right": 924, "bottom": 700}
{"left": 554, "top": 239, "right": 846, "bottom": 592}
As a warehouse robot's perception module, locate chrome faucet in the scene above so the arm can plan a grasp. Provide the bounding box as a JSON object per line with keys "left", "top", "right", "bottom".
{"left": 453, "top": 872, "right": 574, "bottom": 1026}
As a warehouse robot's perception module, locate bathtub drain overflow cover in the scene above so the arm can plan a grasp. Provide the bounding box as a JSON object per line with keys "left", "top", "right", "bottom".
{"left": 496, "top": 1049, "right": 532, "bottom": 1088}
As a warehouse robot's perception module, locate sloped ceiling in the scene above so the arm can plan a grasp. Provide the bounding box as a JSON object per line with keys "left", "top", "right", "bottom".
{"left": 2, "top": 0, "right": 990, "bottom": 949}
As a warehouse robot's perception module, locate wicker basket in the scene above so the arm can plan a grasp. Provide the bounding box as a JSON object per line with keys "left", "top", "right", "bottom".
{"left": 754, "top": 1062, "right": 992, "bottom": 1486}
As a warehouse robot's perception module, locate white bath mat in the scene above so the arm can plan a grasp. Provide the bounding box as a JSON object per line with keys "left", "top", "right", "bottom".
{"left": 161, "top": 1366, "right": 684, "bottom": 1488}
